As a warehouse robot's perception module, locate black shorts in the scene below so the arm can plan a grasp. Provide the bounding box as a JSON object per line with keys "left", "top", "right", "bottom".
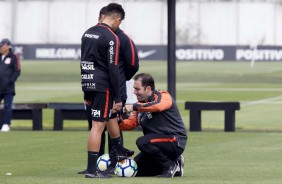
{"left": 87, "top": 90, "right": 113, "bottom": 122}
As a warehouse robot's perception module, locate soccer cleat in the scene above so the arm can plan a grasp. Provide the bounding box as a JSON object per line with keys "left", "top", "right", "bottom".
{"left": 159, "top": 161, "right": 179, "bottom": 178}
{"left": 77, "top": 169, "right": 86, "bottom": 174}
{"left": 85, "top": 170, "right": 112, "bottom": 178}
{"left": 175, "top": 155, "right": 184, "bottom": 177}
{"left": 116, "top": 148, "right": 134, "bottom": 162}
{"left": 1, "top": 124, "right": 10, "bottom": 132}
{"left": 102, "top": 165, "right": 116, "bottom": 175}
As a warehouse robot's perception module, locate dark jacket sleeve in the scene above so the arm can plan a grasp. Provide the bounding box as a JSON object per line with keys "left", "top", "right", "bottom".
{"left": 107, "top": 33, "right": 121, "bottom": 103}
{"left": 119, "top": 111, "right": 138, "bottom": 130}
{"left": 122, "top": 34, "right": 139, "bottom": 80}
{"left": 10, "top": 53, "right": 21, "bottom": 83}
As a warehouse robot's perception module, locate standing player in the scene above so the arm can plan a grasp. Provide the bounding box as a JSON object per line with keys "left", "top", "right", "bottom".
{"left": 80, "top": 3, "right": 133, "bottom": 178}
{"left": 79, "top": 6, "right": 139, "bottom": 175}
{"left": 104, "top": 9, "right": 139, "bottom": 174}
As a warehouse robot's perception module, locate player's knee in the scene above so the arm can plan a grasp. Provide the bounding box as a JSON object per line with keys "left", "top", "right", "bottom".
{"left": 136, "top": 136, "right": 148, "bottom": 151}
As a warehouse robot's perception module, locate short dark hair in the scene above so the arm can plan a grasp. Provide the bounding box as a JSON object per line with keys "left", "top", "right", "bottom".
{"left": 134, "top": 73, "right": 155, "bottom": 91}
{"left": 99, "top": 6, "right": 107, "bottom": 18}
{"left": 106, "top": 3, "right": 125, "bottom": 20}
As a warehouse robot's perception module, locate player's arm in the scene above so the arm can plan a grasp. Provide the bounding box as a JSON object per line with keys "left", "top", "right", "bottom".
{"left": 119, "top": 111, "right": 138, "bottom": 131}
{"left": 131, "top": 91, "right": 172, "bottom": 112}
{"left": 122, "top": 34, "right": 139, "bottom": 80}
{"left": 10, "top": 53, "right": 21, "bottom": 83}
{"left": 107, "top": 33, "right": 121, "bottom": 103}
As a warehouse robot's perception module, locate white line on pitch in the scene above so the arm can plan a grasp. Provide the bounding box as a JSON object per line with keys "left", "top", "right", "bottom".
{"left": 241, "top": 95, "right": 282, "bottom": 107}
{"left": 180, "top": 88, "right": 282, "bottom": 92}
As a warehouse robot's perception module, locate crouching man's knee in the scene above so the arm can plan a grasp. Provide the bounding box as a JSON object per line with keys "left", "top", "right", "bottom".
{"left": 136, "top": 136, "right": 148, "bottom": 151}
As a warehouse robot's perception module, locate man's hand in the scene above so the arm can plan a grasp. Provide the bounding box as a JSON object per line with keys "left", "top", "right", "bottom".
{"left": 84, "top": 100, "right": 91, "bottom": 106}
{"left": 113, "top": 101, "right": 122, "bottom": 111}
{"left": 125, "top": 104, "right": 133, "bottom": 112}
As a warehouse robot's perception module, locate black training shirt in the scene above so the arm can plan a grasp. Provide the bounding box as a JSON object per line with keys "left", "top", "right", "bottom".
{"left": 81, "top": 23, "right": 121, "bottom": 103}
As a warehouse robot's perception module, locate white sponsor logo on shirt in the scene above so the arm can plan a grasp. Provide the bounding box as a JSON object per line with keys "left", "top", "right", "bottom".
{"left": 84, "top": 34, "right": 99, "bottom": 39}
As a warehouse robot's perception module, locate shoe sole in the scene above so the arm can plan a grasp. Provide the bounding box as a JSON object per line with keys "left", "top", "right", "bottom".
{"left": 85, "top": 173, "right": 112, "bottom": 178}
{"left": 77, "top": 170, "right": 86, "bottom": 174}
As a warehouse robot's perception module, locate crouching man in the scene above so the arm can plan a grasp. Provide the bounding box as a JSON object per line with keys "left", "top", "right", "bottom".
{"left": 119, "top": 73, "right": 187, "bottom": 178}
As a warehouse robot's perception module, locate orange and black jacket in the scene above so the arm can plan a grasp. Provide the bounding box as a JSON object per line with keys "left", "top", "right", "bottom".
{"left": 115, "top": 28, "right": 139, "bottom": 102}
{"left": 120, "top": 90, "right": 188, "bottom": 149}
{"left": 0, "top": 49, "right": 21, "bottom": 95}
{"left": 81, "top": 23, "right": 121, "bottom": 103}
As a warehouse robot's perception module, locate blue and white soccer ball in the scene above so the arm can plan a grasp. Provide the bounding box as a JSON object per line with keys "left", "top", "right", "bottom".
{"left": 115, "top": 158, "right": 138, "bottom": 177}
{"left": 96, "top": 154, "right": 111, "bottom": 171}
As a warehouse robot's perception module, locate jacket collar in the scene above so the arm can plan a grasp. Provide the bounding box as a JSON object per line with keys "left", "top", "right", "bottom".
{"left": 147, "top": 91, "right": 156, "bottom": 102}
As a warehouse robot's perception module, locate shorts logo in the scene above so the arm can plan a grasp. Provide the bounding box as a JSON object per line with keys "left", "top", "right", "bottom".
{"left": 91, "top": 109, "right": 101, "bottom": 118}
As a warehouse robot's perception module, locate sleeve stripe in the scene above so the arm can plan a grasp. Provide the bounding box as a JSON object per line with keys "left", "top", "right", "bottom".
{"left": 115, "top": 36, "right": 119, "bottom": 65}
{"left": 98, "top": 24, "right": 119, "bottom": 65}
{"left": 135, "top": 91, "right": 172, "bottom": 112}
{"left": 124, "top": 33, "right": 136, "bottom": 66}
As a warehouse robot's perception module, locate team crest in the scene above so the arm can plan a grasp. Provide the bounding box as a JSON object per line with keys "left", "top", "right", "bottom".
{"left": 4, "top": 58, "right": 11, "bottom": 64}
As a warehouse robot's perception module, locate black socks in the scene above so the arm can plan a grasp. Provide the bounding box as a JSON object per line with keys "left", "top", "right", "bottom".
{"left": 111, "top": 137, "right": 125, "bottom": 153}
{"left": 87, "top": 151, "right": 99, "bottom": 173}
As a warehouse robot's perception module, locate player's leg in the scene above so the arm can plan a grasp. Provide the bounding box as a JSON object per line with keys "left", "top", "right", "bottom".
{"left": 85, "top": 91, "right": 113, "bottom": 178}
{"left": 101, "top": 112, "right": 123, "bottom": 174}
{"left": 86, "top": 120, "right": 107, "bottom": 173}
{"left": 77, "top": 102, "right": 106, "bottom": 175}
{"left": 85, "top": 101, "right": 106, "bottom": 156}
{"left": 106, "top": 97, "right": 134, "bottom": 162}
{"left": 1, "top": 93, "right": 13, "bottom": 132}
{"left": 136, "top": 134, "right": 183, "bottom": 178}
{"left": 106, "top": 115, "right": 134, "bottom": 162}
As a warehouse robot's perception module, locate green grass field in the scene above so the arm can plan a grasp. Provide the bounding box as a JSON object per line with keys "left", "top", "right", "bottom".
{"left": 1, "top": 60, "right": 282, "bottom": 183}
{"left": 11, "top": 60, "right": 282, "bottom": 131}
{"left": 1, "top": 132, "right": 282, "bottom": 184}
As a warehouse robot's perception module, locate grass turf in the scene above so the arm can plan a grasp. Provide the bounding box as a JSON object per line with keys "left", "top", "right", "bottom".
{"left": 1, "top": 60, "right": 282, "bottom": 183}
{"left": 10, "top": 60, "right": 282, "bottom": 131}
{"left": 0, "top": 131, "right": 282, "bottom": 184}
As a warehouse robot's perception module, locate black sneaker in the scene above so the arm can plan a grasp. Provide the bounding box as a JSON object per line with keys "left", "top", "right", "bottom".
{"left": 116, "top": 148, "right": 134, "bottom": 161}
{"left": 85, "top": 170, "right": 112, "bottom": 178}
{"left": 77, "top": 169, "right": 86, "bottom": 174}
{"left": 159, "top": 161, "right": 179, "bottom": 178}
{"left": 175, "top": 155, "right": 184, "bottom": 177}
{"left": 102, "top": 165, "right": 116, "bottom": 175}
